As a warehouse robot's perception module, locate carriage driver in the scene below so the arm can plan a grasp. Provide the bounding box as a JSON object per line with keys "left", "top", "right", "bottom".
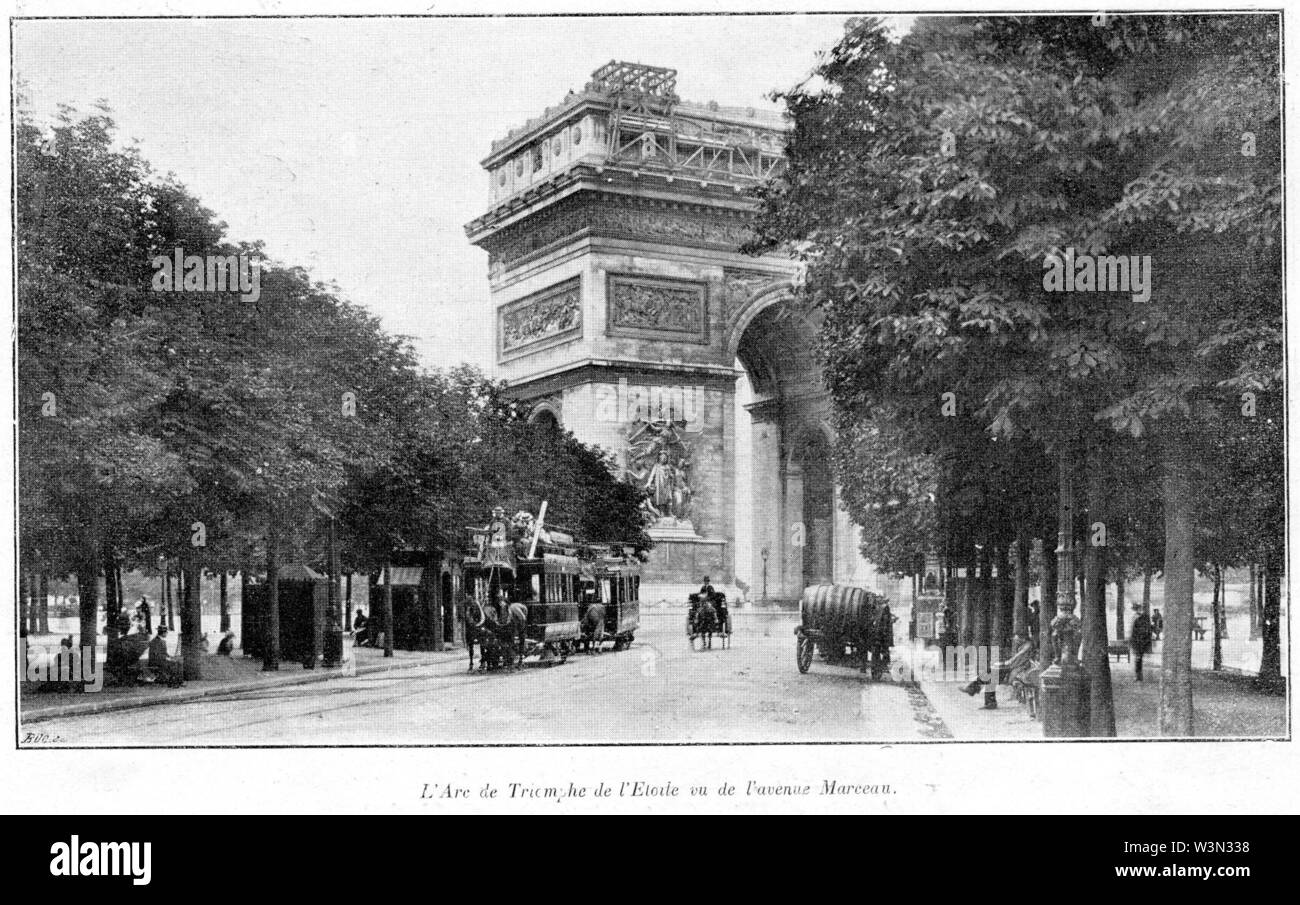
{"left": 698, "top": 576, "right": 715, "bottom": 600}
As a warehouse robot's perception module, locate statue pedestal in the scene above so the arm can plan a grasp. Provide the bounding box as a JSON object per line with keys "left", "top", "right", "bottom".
{"left": 640, "top": 529, "right": 730, "bottom": 603}
{"left": 647, "top": 521, "right": 700, "bottom": 541}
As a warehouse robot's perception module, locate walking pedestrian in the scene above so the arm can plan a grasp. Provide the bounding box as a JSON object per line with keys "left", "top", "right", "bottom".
{"left": 1130, "top": 607, "right": 1153, "bottom": 681}
{"left": 136, "top": 596, "right": 153, "bottom": 635}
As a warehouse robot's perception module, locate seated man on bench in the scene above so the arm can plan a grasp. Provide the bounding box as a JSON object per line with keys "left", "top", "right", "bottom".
{"left": 963, "top": 634, "right": 1036, "bottom": 709}
{"left": 148, "top": 626, "right": 185, "bottom": 688}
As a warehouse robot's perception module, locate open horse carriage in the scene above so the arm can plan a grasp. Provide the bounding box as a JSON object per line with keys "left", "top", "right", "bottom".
{"left": 687, "top": 591, "right": 731, "bottom": 650}
{"left": 461, "top": 505, "right": 640, "bottom": 670}
{"left": 795, "top": 584, "right": 894, "bottom": 679}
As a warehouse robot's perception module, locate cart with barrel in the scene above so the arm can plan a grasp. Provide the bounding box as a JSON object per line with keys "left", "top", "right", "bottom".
{"left": 795, "top": 584, "right": 893, "bottom": 679}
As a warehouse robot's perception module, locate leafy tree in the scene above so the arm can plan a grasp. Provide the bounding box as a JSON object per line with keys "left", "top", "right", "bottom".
{"left": 749, "top": 14, "right": 1280, "bottom": 735}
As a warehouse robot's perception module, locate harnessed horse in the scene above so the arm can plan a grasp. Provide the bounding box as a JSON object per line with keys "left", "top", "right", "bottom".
{"left": 464, "top": 597, "right": 528, "bottom": 671}
{"left": 688, "top": 595, "right": 719, "bottom": 650}
{"left": 580, "top": 602, "right": 606, "bottom": 654}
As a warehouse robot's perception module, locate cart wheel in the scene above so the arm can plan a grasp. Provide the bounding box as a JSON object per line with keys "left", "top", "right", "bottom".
{"left": 797, "top": 636, "right": 814, "bottom": 674}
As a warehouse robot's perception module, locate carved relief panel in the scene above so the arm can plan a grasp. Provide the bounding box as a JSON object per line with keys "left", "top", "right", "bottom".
{"left": 606, "top": 274, "right": 708, "bottom": 344}
{"left": 498, "top": 276, "right": 582, "bottom": 359}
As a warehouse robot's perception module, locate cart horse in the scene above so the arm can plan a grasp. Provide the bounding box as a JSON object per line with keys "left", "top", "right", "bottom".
{"left": 687, "top": 592, "right": 731, "bottom": 650}
{"left": 795, "top": 584, "right": 893, "bottom": 679}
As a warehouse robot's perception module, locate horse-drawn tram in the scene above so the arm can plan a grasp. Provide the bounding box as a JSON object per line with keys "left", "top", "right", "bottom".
{"left": 461, "top": 506, "right": 640, "bottom": 670}
{"left": 795, "top": 584, "right": 894, "bottom": 679}
{"left": 587, "top": 545, "right": 641, "bottom": 652}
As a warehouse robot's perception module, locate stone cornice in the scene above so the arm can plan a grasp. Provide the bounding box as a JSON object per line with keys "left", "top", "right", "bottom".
{"left": 466, "top": 164, "right": 763, "bottom": 245}
{"left": 502, "top": 359, "right": 741, "bottom": 401}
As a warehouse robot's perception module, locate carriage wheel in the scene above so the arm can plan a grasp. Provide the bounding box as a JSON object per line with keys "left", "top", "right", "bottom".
{"left": 797, "top": 636, "right": 814, "bottom": 674}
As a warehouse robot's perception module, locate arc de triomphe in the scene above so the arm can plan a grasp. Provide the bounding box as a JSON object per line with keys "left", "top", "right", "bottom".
{"left": 465, "top": 62, "right": 874, "bottom": 600}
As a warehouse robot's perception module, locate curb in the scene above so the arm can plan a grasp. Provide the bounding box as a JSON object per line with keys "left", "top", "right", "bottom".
{"left": 20, "top": 654, "right": 454, "bottom": 724}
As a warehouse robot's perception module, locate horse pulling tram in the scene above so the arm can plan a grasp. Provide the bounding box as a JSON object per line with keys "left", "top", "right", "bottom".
{"left": 461, "top": 505, "right": 640, "bottom": 670}
{"left": 795, "top": 584, "right": 894, "bottom": 679}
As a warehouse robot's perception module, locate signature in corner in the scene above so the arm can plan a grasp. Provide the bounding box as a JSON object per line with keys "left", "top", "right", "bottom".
{"left": 21, "top": 731, "right": 66, "bottom": 744}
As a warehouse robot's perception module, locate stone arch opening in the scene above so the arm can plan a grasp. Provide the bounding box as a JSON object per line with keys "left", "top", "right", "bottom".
{"left": 528, "top": 404, "right": 560, "bottom": 430}
{"left": 732, "top": 294, "right": 837, "bottom": 601}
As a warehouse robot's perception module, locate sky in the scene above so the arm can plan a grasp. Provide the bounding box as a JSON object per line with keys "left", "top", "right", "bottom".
{"left": 12, "top": 14, "right": 893, "bottom": 373}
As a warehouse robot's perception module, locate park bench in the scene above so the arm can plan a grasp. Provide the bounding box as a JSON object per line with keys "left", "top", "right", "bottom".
{"left": 1107, "top": 641, "right": 1130, "bottom": 662}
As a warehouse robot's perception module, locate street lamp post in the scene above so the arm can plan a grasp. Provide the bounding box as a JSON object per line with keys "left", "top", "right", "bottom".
{"left": 761, "top": 547, "right": 769, "bottom": 603}
{"left": 1040, "top": 442, "right": 1086, "bottom": 737}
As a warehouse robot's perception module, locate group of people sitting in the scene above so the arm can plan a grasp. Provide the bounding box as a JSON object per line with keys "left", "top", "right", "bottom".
{"left": 103, "top": 623, "right": 185, "bottom": 688}
{"left": 351, "top": 609, "right": 379, "bottom": 647}
{"left": 100, "top": 599, "right": 239, "bottom": 688}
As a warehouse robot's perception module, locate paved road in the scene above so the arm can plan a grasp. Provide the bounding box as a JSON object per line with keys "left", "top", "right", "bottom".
{"left": 26, "top": 612, "right": 949, "bottom": 746}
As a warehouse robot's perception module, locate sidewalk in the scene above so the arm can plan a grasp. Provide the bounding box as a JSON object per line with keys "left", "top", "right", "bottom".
{"left": 20, "top": 643, "right": 461, "bottom": 724}
{"left": 906, "top": 641, "right": 1286, "bottom": 740}
{"left": 905, "top": 643, "right": 1041, "bottom": 741}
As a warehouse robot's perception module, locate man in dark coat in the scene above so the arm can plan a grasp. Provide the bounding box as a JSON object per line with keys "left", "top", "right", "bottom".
{"left": 148, "top": 626, "right": 184, "bottom": 687}
{"left": 1130, "top": 609, "right": 1154, "bottom": 681}
{"left": 105, "top": 627, "right": 150, "bottom": 686}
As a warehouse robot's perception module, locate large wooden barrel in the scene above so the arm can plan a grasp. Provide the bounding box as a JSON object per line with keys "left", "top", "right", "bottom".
{"left": 800, "top": 584, "right": 877, "bottom": 638}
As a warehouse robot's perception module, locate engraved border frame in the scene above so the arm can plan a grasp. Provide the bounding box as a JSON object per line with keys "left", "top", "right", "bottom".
{"left": 497, "top": 275, "right": 584, "bottom": 362}
{"left": 605, "top": 273, "right": 710, "bottom": 345}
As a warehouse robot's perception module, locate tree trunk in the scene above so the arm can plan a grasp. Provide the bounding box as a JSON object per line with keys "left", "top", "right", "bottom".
{"left": 1083, "top": 458, "right": 1115, "bottom": 737}
{"left": 1211, "top": 563, "right": 1223, "bottom": 671}
{"left": 19, "top": 571, "right": 30, "bottom": 638}
{"left": 1115, "top": 566, "right": 1126, "bottom": 642}
{"left": 264, "top": 524, "right": 281, "bottom": 671}
{"left": 164, "top": 567, "right": 174, "bottom": 630}
{"left": 219, "top": 571, "right": 230, "bottom": 633}
{"left": 1218, "top": 566, "right": 1229, "bottom": 641}
{"left": 1159, "top": 439, "right": 1195, "bottom": 737}
{"left": 181, "top": 557, "right": 203, "bottom": 680}
{"left": 345, "top": 572, "right": 354, "bottom": 630}
{"left": 1248, "top": 563, "right": 1260, "bottom": 640}
{"left": 241, "top": 571, "right": 250, "bottom": 653}
{"left": 1257, "top": 556, "right": 1282, "bottom": 688}
{"left": 382, "top": 564, "right": 395, "bottom": 658}
{"left": 39, "top": 573, "right": 50, "bottom": 633}
{"left": 77, "top": 540, "right": 100, "bottom": 672}
{"left": 103, "top": 544, "right": 120, "bottom": 641}
{"left": 1142, "top": 570, "right": 1151, "bottom": 617}
{"left": 978, "top": 544, "right": 993, "bottom": 652}
{"left": 960, "top": 547, "right": 976, "bottom": 647}
{"left": 996, "top": 545, "right": 1013, "bottom": 653}
{"left": 1013, "top": 532, "right": 1029, "bottom": 642}
{"left": 1041, "top": 536, "right": 1058, "bottom": 661}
